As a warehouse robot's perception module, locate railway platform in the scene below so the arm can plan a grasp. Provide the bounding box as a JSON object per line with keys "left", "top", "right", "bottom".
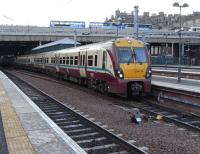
{"left": 152, "top": 65, "right": 200, "bottom": 75}
{"left": 0, "top": 71, "right": 86, "bottom": 154}
{"left": 152, "top": 75, "right": 200, "bottom": 93}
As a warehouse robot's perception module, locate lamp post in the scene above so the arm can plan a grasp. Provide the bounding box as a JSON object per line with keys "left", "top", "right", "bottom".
{"left": 74, "top": 29, "right": 77, "bottom": 47}
{"left": 164, "top": 33, "right": 169, "bottom": 69}
{"left": 173, "top": 2, "right": 189, "bottom": 83}
{"left": 134, "top": 6, "right": 139, "bottom": 39}
{"left": 116, "top": 17, "right": 122, "bottom": 37}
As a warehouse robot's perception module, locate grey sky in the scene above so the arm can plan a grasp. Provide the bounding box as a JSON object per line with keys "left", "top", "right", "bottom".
{"left": 0, "top": 0, "right": 198, "bottom": 26}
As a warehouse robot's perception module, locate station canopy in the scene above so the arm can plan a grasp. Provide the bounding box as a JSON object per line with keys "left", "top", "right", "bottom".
{"left": 31, "top": 38, "right": 81, "bottom": 53}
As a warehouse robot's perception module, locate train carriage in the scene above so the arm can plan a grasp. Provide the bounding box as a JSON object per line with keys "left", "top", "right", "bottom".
{"left": 16, "top": 37, "right": 151, "bottom": 97}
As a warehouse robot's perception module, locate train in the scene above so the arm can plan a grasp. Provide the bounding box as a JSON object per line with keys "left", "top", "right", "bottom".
{"left": 50, "top": 20, "right": 86, "bottom": 28}
{"left": 15, "top": 37, "right": 151, "bottom": 97}
{"left": 188, "top": 27, "right": 200, "bottom": 32}
{"left": 89, "top": 22, "right": 153, "bottom": 30}
{"left": 49, "top": 20, "right": 153, "bottom": 31}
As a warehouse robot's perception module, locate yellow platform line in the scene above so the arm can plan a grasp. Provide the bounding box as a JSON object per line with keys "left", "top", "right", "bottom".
{"left": 0, "top": 82, "right": 36, "bottom": 154}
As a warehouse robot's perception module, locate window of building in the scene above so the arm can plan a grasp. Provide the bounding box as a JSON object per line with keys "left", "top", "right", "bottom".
{"left": 60, "top": 57, "right": 62, "bottom": 64}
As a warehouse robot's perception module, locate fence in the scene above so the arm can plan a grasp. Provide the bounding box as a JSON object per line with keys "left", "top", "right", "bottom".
{"left": 151, "top": 56, "right": 199, "bottom": 66}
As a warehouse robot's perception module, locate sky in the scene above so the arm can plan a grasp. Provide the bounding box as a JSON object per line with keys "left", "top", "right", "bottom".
{"left": 0, "top": 0, "right": 199, "bottom": 27}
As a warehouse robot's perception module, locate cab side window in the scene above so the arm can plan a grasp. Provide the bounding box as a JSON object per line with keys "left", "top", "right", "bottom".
{"left": 102, "top": 51, "right": 107, "bottom": 69}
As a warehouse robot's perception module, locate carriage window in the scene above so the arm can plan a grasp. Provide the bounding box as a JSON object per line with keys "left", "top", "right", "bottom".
{"left": 83, "top": 55, "right": 85, "bottom": 66}
{"left": 63, "top": 57, "right": 66, "bottom": 64}
{"left": 66, "top": 57, "right": 69, "bottom": 64}
{"left": 74, "top": 56, "right": 78, "bottom": 65}
{"left": 88, "top": 55, "right": 93, "bottom": 66}
{"left": 70, "top": 56, "right": 74, "bottom": 65}
{"left": 102, "top": 51, "right": 107, "bottom": 69}
{"left": 94, "top": 55, "right": 98, "bottom": 66}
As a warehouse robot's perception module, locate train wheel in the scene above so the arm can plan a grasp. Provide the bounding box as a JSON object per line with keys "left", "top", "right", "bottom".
{"left": 99, "top": 83, "right": 104, "bottom": 94}
{"left": 100, "top": 82, "right": 108, "bottom": 94}
{"left": 88, "top": 79, "right": 92, "bottom": 89}
{"left": 78, "top": 78, "right": 82, "bottom": 85}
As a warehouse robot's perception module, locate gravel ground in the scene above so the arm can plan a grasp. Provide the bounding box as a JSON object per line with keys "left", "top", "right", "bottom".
{"left": 9, "top": 70, "right": 200, "bottom": 154}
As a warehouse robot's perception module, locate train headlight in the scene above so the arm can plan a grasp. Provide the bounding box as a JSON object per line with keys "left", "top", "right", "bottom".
{"left": 119, "top": 73, "right": 123, "bottom": 78}
{"left": 116, "top": 68, "right": 124, "bottom": 79}
{"left": 146, "top": 67, "right": 152, "bottom": 78}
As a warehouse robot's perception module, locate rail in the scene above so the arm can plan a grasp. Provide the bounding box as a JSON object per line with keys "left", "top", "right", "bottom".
{"left": 5, "top": 71, "right": 147, "bottom": 154}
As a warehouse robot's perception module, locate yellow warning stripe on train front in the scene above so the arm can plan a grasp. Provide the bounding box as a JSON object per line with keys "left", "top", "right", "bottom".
{"left": 114, "top": 38, "right": 144, "bottom": 47}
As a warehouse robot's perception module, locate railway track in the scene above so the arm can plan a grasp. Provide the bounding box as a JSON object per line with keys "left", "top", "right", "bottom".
{"left": 5, "top": 71, "right": 147, "bottom": 154}
{"left": 151, "top": 85, "right": 200, "bottom": 115}
{"left": 123, "top": 98, "right": 200, "bottom": 133}
{"left": 7, "top": 70, "right": 200, "bottom": 133}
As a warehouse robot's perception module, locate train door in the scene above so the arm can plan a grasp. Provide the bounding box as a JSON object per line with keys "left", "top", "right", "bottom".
{"left": 102, "top": 50, "right": 107, "bottom": 74}
{"left": 79, "top": 51, "right": 87, "bottom": 77}
{"left": 42, "top": 54, "right": 45, "bottom": 69}
{"left": 55, "top": 53, "right": 60, "bottom": 72}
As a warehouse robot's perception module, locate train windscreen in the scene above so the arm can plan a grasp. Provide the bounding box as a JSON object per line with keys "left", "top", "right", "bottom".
{"left": 117, "top": 47, "right": 147, "bottom": 63}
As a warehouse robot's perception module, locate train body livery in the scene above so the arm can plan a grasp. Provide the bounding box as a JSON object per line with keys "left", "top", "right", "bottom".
{"left": 16, "top": 38, "right": 151, "bottom": 96}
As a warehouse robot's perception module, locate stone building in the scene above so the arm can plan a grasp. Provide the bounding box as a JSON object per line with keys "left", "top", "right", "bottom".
{"left": 106, "top": 9, "right": 200, "bottom": 29}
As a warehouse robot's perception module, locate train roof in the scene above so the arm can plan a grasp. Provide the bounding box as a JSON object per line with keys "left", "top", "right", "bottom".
{"left": 19, "top": 37, "right": 145, "bottom": 57}
{"left": 32, "top": 38, "right": 81, "bottom": 53}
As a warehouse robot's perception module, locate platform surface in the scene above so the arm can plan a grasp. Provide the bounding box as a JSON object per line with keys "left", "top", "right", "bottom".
{"left": 152, "top": 75, "right": 200, "bottom": 93}
{"left": 0, "top": 71, "right": 86, "bottom": 154}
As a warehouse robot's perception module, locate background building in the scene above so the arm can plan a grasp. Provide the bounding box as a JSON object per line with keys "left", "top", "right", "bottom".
{"left": 106, "top": 9, "right": 200, "bottom": 30}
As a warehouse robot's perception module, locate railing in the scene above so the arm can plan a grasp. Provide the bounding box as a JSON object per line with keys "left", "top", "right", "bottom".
{"left": 1, "top": 25, "right": 200, "bottom": 38}
{"left": 151, "top": 56, "right": 200, "bottom": 66}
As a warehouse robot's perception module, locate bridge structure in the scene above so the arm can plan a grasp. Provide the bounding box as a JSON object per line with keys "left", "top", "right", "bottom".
{"left": 0, "top": 25, "right": 200, "bottom": 65}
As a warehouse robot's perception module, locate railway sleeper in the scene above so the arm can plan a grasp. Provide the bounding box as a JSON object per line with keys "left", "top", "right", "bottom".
{"left": 71, "top": 133, "right": 103, "bottom": 141}
{"left": 76, "top": 137, "right": 107, "bottom": 144}
{"left": 84, "top": 144, "right": 126, "bottom": 154}
{"left": 61, "top": 125, "right": 86, "bottom": 131}
{"left": 78, "top": 138, "right": 115, "bottom": 148}
{"left": 66, "top": 128, "right": 95, "bottom": 136}
{"left": 65, "top": 128, "right": 92, "bottom": 134}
